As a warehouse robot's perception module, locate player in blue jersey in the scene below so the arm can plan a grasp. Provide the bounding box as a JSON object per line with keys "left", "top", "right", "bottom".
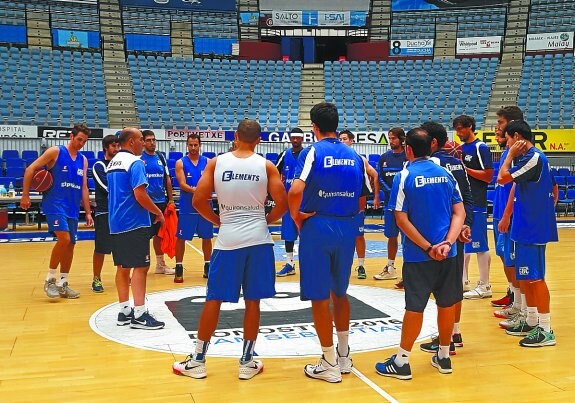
{"left": 289, "top": 102, "right": 370, "bottom": 383}
{"left": 173, "top": 133, "right": 213, "bottom": 282}
{"left": 453, "top": 115, "right": 494, "bottom": 299}
{"left": 91, "top": 134, "right": 120, "bottom": 293}
{"left": 338, "top": 129, "right": 380, "bottom": 279}
{"left": 141, "top": 130, "right": 175, "bottom": 275}
{"left": 375, "top": 128, "right": 407, "bottom": 282}
{"left": 275, "top": 128, "right": 305, "bottom": 276}
{"left": 108, "top": 127, "right": 165, "bottom": 330}
{"left": 418, "top": 121, "right": 473, "bottom": 356}
{"left": 21, "top": 124, "right": 94, "bottom": 299}
{"left": 375, "top": 128, "right": 465, "bottom": 380}
{"left": 498, "top": 120, "right": 558, "bottom": 347}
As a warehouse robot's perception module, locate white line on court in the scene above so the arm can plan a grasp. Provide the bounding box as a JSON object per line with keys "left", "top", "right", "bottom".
{"left": 185, "top": 240, "right": 398, "bottom": 402}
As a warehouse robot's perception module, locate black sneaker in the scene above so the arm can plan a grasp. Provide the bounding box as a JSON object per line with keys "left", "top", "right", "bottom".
{"left": 117, "top": 309, "right": 134, "bottom": 326}
{"left": 356, "top": 265, "right": 366, "bottom": 279}
{"left": 452, "top": 333, "right": 463, "bottom": 348}
{"left": 506, "top": 320, "right": 537, "bottom": 336}
{"left": 174, "top": 264, "right": 184, "bottom": 283}
{"left": 420, "top": 336, "right": 455, "bottom": 355}
{"left": 203, "top": 263, "right": 209, "bottom": 279}
{"left": 375, "top": 355, "right": 412, "bottom": 380}
{"left": 431, "top": 354, "right": 452, "bottom": 374}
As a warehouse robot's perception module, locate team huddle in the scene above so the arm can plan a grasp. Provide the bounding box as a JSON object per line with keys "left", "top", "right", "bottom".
{"left": 19, "top": 102, "right": 557, "bottom": 383}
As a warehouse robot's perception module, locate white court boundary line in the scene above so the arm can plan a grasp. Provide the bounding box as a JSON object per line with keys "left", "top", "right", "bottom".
{"left": 185, "top": 240, "right": 398, "bottom": 402}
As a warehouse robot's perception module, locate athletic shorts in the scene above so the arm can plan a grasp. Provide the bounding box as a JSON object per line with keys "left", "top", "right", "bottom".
{"left": 403, "top": 257, "right": 460, "bottom": 312}
{"left": 281, "top": 211, "right": 299, "bottom": 242}
{"left": 493, "top": 218, "right": 503, "bottom": 257}
{"left": 46, "top": 214, "right": 78, "bottom": 244}
{"left": 112, "top": 227, "right": 151, "bottom": 268}
{"left": 206, "top": 244, "right": 275, "bottom": 303}
{"left": 94, "top": 213, "right": 113, "bottom": 254}
{"left": 384, "top": 209, "right": 399, "bottom": 238}
{"left": 149, "top": 203, "right": 166, "bottom": 238}
{"left": 299, "top": 215, "right": 356, "bottom": 301}
{"left": 455, "top": 241, "right": 464, "bottom": 298}
{"left": 497, "top": 232, "right": 516, "bottom": 267}
{"left": 464, "top": 210, "right": 489, "bottom": 253}
{"left": 515, "top": 243, "right": 546, "bottom": 281}
{"left": 354, "top": 211, "right": 365, "bottom": 237}
{"left": 176, "top": 213, "right": 214, "bottom": 240}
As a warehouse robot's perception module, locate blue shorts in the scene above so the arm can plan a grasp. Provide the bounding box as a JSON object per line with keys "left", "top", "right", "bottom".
{"left": 515, "top": 243, "right": 546, "bottom": 281}
{"left": 299, "top": 215, "right": 356, "bottom": 301}
{"left": 497, "top": 232, "right": 516, "bottom": 267}
{"left": 176, "top": 214, "right": 213, "bottom": 240}
{"left": 493, "top": 218, "right": 503, "bottom": 257}
{"left": 384, "top": 209, "right": 399, "bottom": 238}
{"left": 464, "top": 210, "right": 489, "bottom": 253}
{"left": 46, "top": 214, "right": 78, "bottom": 244}
{"left": 206, "top": 244, "right": 275, "bottom": 303}
{"left": 354, "top": 211, "right": 365, "bottom": 237}
{"left": 281, "top": 211, "right": 299, "bottom": 242}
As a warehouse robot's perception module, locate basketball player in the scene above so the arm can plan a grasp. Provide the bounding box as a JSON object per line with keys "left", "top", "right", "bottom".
{"left": 141, "top": 130, "right": 174, "bottom": 275}
{"left": 289, "top": 102, "right": 370, "bottom": 383}
{"left": 453, "top": 115, "right": 494, "bottom": 299}
{"left": 275, "top": 127, "right": 304, "bottom": 277}
{"left": 173, "top": 133, "right": 213, "bottom": 282}
{"left": 108, "top": 128, "right": 165, "bottom": 330}
{"left": 498, "top": 120, "right": 558, "bottom": 347}
{"left": 375, "top": 128, "right": 407, "bottom": 281}
{"left": 338, "top": 129, "right": 380, "bottom": 279}
{"left": 418, "top": 121, "right": 473, "bottom": 355}
{"left": 20, "top": 124, "right": 94, "bottom": 299}
{"left": 375, "top": 128, "right": 465, "bottom": 380}
{"left": 172, "top": 120, "right": 287, "bottom": 380}
{"left": 91, "top": 134, "right": 120, "bottom": 292}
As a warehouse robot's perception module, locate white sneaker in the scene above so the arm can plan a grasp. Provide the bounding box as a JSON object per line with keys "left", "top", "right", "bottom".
{"left": 304, "top": 355, "right": 342, "bottom": 383}
{"left": 494, "top": 305, "right": 520, "bottom": 319}
{"left": 373, "top": 265, "right": 397, "bottom": 280}
{"left": 155, "top": 264, "right": 175, "bottom": 275}
{"left": 337, "top": 346, "right": 353, "bottom": 374}
{"left": 463, "top": 281, "right": 492, "bottom": 299}
{"left": 172, "top": 355, "right": 207, "bottom": 379}
{"left": 239, "top": 360, "right": 264, "bottom": 380}
{"left": 499, "top": 312, "right": 525, "bottom": 329}
{"left": 463, "top": 280, "right": 471, "bottom": 292}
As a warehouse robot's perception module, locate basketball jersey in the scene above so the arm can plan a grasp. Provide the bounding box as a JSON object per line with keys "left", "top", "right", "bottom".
{"left": 42, "top": 145, "right": 85, "bottom": 218}
{"left": 140, "top": 152, "right": 168, "bottom": 203}
{"left": 389, "top": 158, "right": 462, "bottom": 262}
{"left": 377, "top": 150, "right": 407, "bottom": 190}
{"left": 460, "top": 139, "right": 493, "bottom": 210}
{"left": 107, "top": 150, "right": 151, "bottom": 234}
{"left": 295, "top": 138, "right": 368, "bottom": 217}
{"left": 213, "top": 152, "right": 272, "bottom": 250}
{"left": 93, "top": 158, "right": 110, "bottom": 216}
{"left": 492, "top": 149, "right": 513, "bottom": 220}
{"left": 276, "top": 147, "right": 302, "bottom": 192}
{"left": 509, "top": 147, "right": 558, "bottom": 244}
{"left": 179, "top": 155, "right": 208, "bottom": 214}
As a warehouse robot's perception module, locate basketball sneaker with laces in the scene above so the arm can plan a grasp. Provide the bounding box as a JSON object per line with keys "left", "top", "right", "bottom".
{"left": 117, "top": 309, "right": 134, "bottom": 326}
{"left": 91, "top": 278, "right": 104, "bottom": 293}
{"left": 494, "top": 305, "right": 520, "bottom": 319}
{"left": 356, "top": 265, "right": 366, "bottom": 280}
{"left": 44, "top": 278, "right": 59, "bottom": 298}
{"left": 463, "top": 279, "right": 471, "bottom": 292}
{"left": 519, "top": 327, "right": 556, "bottom": 347}
{"left": 239, "top": 360, "right": 264, "bottom": 380}
{"left": 174, "top": 264, "right": 184, "bottom": 283}
{"left": 505, "top": 320, "right": 537, "bottom": 336}
{"left": 431, "top": 354, "right": 452, "bottom": 374}
{"left": 337, "top": 345, "right": 353, "bottom": 374}
{"left": 130, "top": 311, "right": 165, "bottom": 330}
{"left": 394, "top": 280, "right": 404, "bottom": 289}
{"left": 463, "top": 280, "right": 492, "bottom": 299}
{"left": 58, "top": 282, "right": 80, "bottom": 299}
{"left": 173, "top": 355, "right": 207, "bottom": 379}
{"left": 499, "top": 311, "right": 524, "bottom": 329}
{"left": 419, "top": 336, "right": 456, "bottom": 355}
{"left": 373, "top": 265, "right": 397, "bottom": 280}
{"left": 452, "top": 333, "right": 463, "bottom": 348}
{"left": 491, "top": 289, "right": 513, "bottom": 307}
{"left": 375, "top": 355, "right": 412, "bottom": 380}
{"left": 276, "top": 263, "right": 295, "bottom": 277}
{"left": 304, "top": 355, "right": 342, "bottom": 383}
{"left": 155, "top": 263, "right": 175, "bottom": 275}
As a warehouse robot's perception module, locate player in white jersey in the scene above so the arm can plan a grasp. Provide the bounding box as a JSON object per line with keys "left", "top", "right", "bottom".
{"left": 172, "top": 120, "right": 288, "bottom": 380}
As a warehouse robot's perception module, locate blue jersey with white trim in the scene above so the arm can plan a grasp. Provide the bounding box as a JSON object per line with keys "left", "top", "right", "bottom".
{"left": 461, "top": 139, "right": 493, "bottom": 209}
{"left": 179, "top": 155, "right": 208, "bottom": 214}
{"left": 509, "top": 147, "right": 558, "bottom": 244}
{"left": 294, "top": 138, "right": 368, "bottom": 217}
{"left": 389, "top": 158, "right": 462, "bottom": 262}
{"left": 377, "top": 150, "right": 407, "bottom": 190}
{"left": 492, "top": 149, "right": 513, "bottom": 220}
{"left": 107, "top": 150, "right": 151, "bottom": 234}
{"left": 141, "top": 152, "right": 168, "bottom": 203}
{"left": 42, "top": 145, "right": 85, "bottom": 218}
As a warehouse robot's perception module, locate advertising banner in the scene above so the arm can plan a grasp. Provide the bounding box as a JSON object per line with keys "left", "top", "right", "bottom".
{"left": 268, "top": 10, "right": 367, "bottom": 27}
{"left": 389, "top": 39, "right": 434, "bottom": 56}
{"left": 166, "top": 129, "right": 226, "bottom": 141}
{"left": 240, "top": 12, "right": 260, "bottom": 25}
{"left": 52, "top": 29, "right": 100, "bottom": 49}
{"left": 119, "top": 0, "right": 236, "bottom": 12}
{"left": 0, "top": 125, "right": 37, "bottom": 138}
{"left": 317, "top": 11, "right": 350, "bottom": 27}
{"left": 37, "top": 126, "right": 103, "bottom": 139}
{"left": 456, "top": 36, "right": 502, "bottom": 55}
{"left": 271, "top": 10, "right": 303, "bottom": 27}
{"left": 474, "top": 129, "right": 575, "bottom": 153}
{"left": 526, "top": 32, "right": 574, "bottom": 52}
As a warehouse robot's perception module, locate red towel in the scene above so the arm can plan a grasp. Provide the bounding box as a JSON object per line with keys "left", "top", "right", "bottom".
{"left": 158, "top": 202, "right": 178, "bottom": 259}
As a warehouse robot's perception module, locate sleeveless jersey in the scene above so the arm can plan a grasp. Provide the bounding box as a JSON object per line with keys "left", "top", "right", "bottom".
{"left": 179, "top": 155, "right": 208, "bottom": 214}
{"left": 93, "top": 158, "right": 110, "bottom": 216}
{"left": 213, "top": 152, "right": 272, "bottom": 250}
{"left": 42, "top": 145, "right": 85, "bottom": 218}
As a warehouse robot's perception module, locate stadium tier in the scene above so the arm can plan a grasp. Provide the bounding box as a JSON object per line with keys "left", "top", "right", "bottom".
{"left": 529, "top": 0, "right": 575, "bottom": 34}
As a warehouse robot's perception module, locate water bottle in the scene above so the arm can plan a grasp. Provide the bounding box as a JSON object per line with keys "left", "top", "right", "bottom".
{"left": 8, "top": 181, "right": 15, "bottom": 197}
{"left": 0, "top": 185, "right": 7, "bottom": 197}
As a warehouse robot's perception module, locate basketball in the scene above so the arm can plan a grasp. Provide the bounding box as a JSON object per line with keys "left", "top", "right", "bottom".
{"left": 443, "top": 140, "right": 462, "bottom": 160}
{"left": 31, "top": 169, "right": 53, "bottom": 192}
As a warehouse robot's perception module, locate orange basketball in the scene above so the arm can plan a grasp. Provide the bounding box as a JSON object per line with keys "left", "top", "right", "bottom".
{"left": 31, "top": 170, "right": 53, "bottom": 192}
{"left": 443, "top": 140, "right": 462, "bottom": 160}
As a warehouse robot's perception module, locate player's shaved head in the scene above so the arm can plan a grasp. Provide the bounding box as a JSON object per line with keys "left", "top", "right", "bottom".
{"left": 237, "top": 120, "right": 261, "bottom": 143}
{"left": 118, "top": 127, "right": 141, "bottom": 145}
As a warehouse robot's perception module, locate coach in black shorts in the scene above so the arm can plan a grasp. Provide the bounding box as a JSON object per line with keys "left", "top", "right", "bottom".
{"left": 375, "top": 129, "right": 465, "bottom": 380}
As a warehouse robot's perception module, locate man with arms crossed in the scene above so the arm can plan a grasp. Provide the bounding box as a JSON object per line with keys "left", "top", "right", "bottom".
{"left": 172, "top": 120, "right": 287, "bottom": 380}
{"left": 21, "top": 124, "right": 94, "bottom": 299}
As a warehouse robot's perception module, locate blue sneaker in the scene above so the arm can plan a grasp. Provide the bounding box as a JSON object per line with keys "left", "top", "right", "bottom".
{"left": 276, "top": 263, "right": 295, "bottom": 277}
{"left": 91, "top": 278, "right": 104, "bottom": 293}
{"left": 375, "top": 355, "right": 412, "bottom": 380}
{"left": 117, "top": 309, "right": 134, "bottom": 326}
{"left": 130, "top": 311, "right": 165, "bottom": 330}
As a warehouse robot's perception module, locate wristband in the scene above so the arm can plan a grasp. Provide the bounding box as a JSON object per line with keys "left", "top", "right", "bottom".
{"left": 425, "top": 245, "right": 433, "bottom": 253}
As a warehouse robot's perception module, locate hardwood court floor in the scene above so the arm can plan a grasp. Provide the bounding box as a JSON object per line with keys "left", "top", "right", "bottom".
{"left": 1, "top": 223, "right": 575, "bottom": 402}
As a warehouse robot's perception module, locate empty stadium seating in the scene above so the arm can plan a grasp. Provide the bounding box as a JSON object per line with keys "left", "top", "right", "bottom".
{"left": 529, "top": 0, "right": 575, "bottom": 34}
